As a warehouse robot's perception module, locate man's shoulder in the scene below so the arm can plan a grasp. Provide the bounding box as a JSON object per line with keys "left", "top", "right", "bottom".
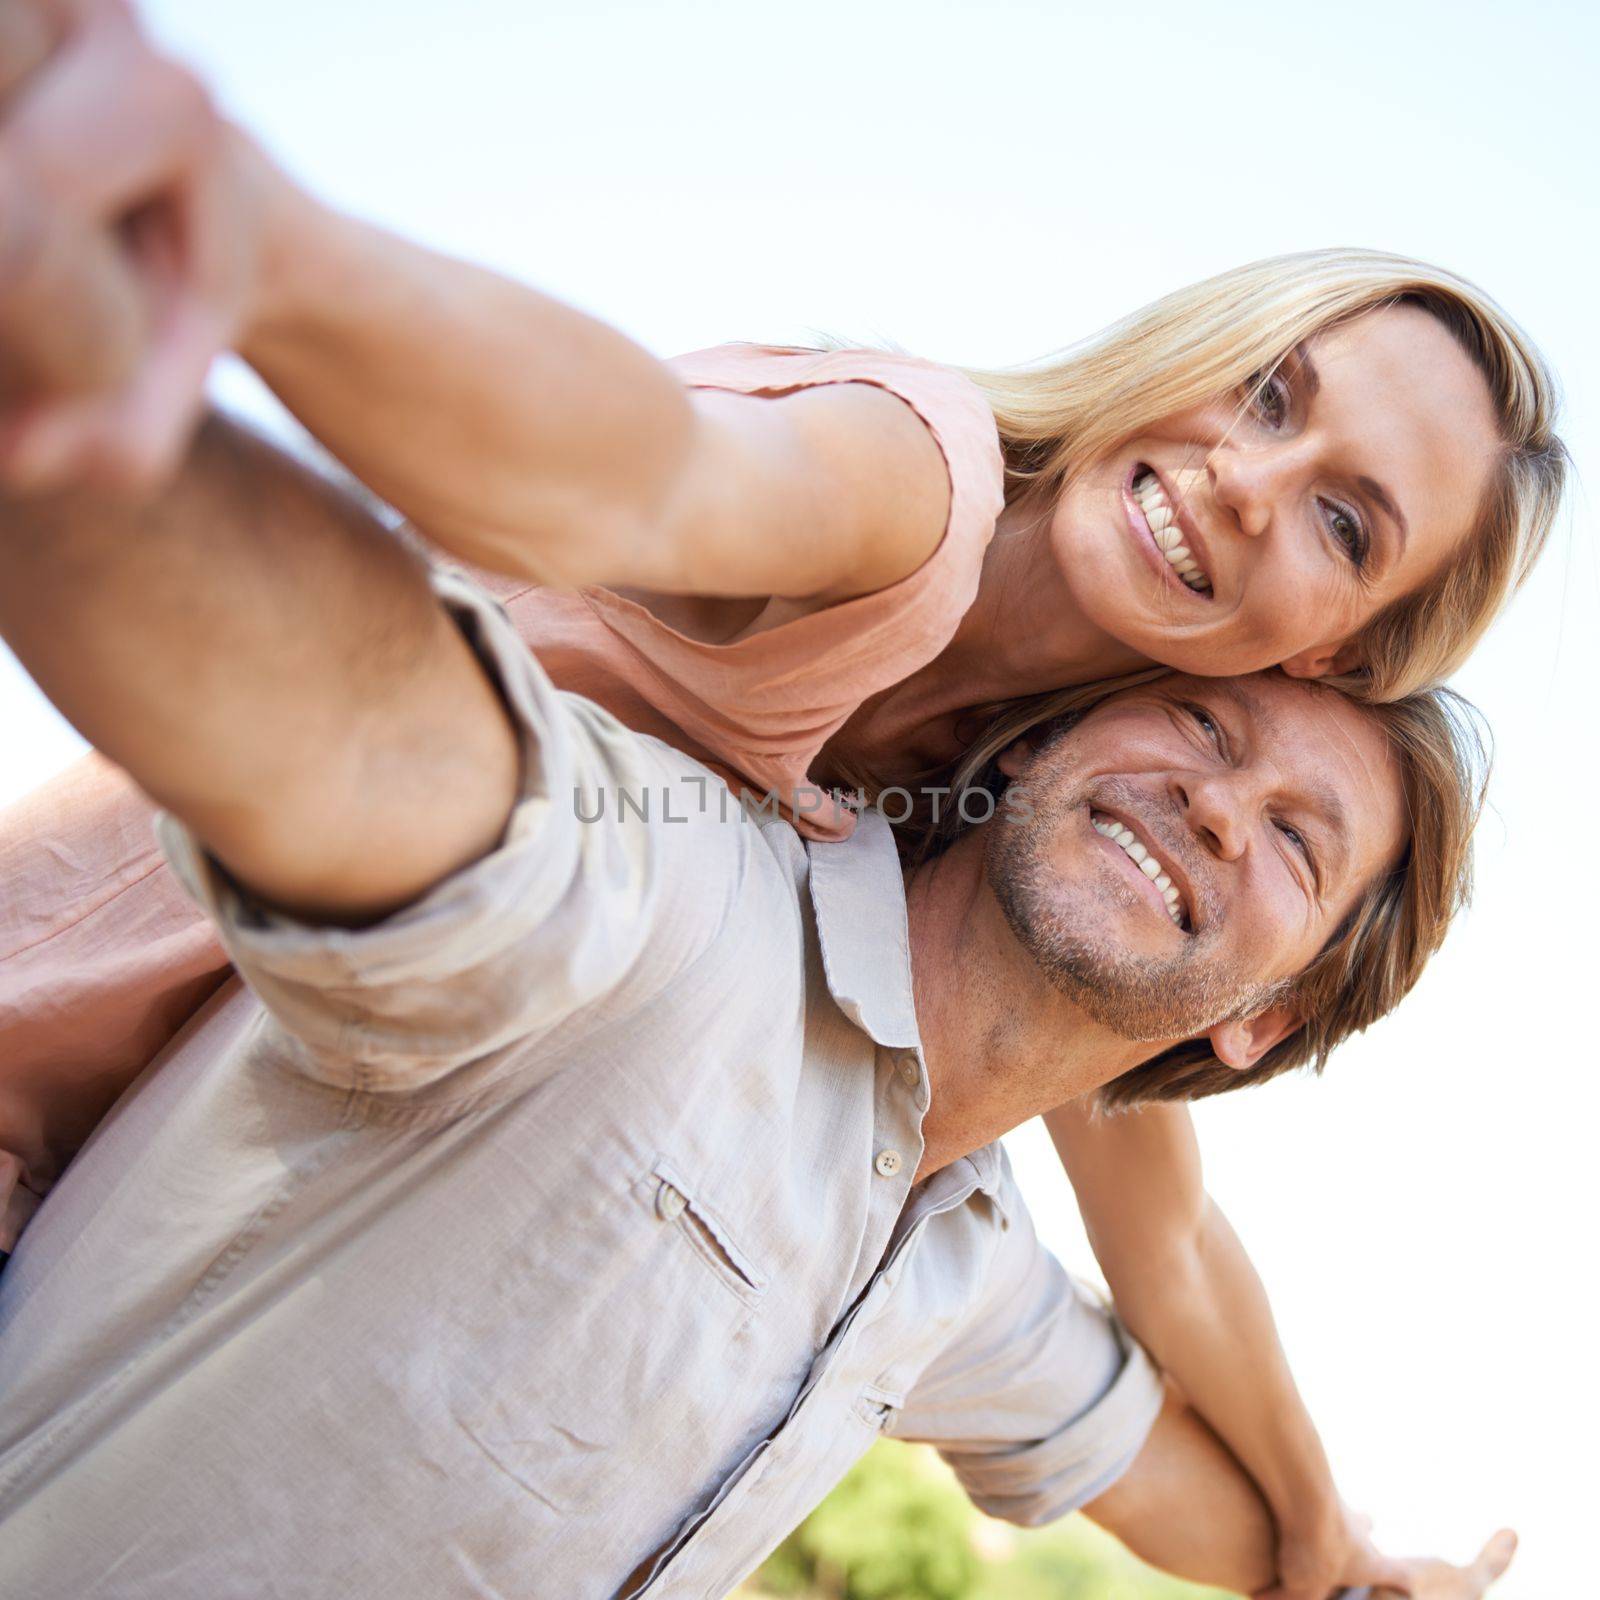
{"left": 601, "top": 721, "right": 816, "bottom": 890}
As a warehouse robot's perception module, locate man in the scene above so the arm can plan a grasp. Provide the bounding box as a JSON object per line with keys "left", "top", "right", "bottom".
{"left": 0, "top": 415, "right": 1510, "bottom": 1598}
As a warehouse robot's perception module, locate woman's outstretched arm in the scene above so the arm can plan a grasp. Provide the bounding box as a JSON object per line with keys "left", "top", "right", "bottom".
{"left": 1045, "top": 1098, "right": 1408, "bottom": 1600}
{"left": 232, "top": 138, "right": 952, "bottom": 604}
{"left": 0, "top": 7, "right": 951, "bottom": 602}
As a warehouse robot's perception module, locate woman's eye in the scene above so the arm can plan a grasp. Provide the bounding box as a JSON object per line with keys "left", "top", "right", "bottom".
{"left": 1322, "top": 500, "right": 1369, "bottom": 568}
{"left": 1245, "top": 371, "right": 1290, "bottom": 429}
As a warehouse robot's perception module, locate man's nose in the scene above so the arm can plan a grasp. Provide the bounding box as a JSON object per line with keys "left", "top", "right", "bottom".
{"left": 1172, "top": 770, "right": 1258, "bottom": 860}
{"left": 1206, "top": 442, "right": 1302, "bottom": 540}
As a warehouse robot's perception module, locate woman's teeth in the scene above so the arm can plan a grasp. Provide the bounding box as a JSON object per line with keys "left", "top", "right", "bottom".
{"left": 1092, "top": 812, "right": 1186, "bottom": 928}
{"left": 1133, "top": 469, "right": 1212, "bottom": 594}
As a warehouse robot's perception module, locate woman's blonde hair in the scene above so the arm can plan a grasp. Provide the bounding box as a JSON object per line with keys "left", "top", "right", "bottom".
{"left": 958, "top": 247, "right": 1567, "bottom": 700}
{"left": 892, "top": 669, "right": 1489, "bottom": 1108}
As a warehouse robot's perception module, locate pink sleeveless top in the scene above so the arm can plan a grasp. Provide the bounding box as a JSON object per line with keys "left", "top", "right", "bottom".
{"left": 0, "top": 344, "right": 1004, "bottom": 1247}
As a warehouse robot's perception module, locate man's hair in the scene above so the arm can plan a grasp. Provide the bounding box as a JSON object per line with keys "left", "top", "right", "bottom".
{"left": 868, "top": 669, "right": 1489, "bottom": 1109}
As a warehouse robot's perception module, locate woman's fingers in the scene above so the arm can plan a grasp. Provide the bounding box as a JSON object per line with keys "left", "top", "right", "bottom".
{"left": 3, "top": 0, "right": 215, "bottom": 224}
{"left": 0, "top": 146, "right": 243, "bottom": 496}
{"left": 0, "top": 3, "right": 171, "bottom": 410}
{"left": 0, "top": 1, "right": 154, "bottom": 406}
{"left": 0, "top": 236, "right": 222, "bottom": 495}
{"left": 0, "top": 193, "right": 148, "bottom": 414}
{"left": 0, "top": 386, "right": 106, "bottom": 488}
{"left": 0, "top": 2, "right": 59, "bottom": 107}
{"left": 0, "top": 0, "right": 241, "bottom": 482}
{"left": 84, "top": 291, "right": 226, "bottom": 491}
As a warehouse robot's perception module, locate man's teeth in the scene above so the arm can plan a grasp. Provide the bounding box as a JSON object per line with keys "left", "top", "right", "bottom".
{"left": 1132, "top": 470, "right": 1211, "bottom": 594}
{"left": 1092, "top": 814, "right": 1186, "bottom": 927}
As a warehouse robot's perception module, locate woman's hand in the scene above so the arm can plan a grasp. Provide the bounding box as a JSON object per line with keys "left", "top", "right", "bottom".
{"left": 0, "top": 0, "right": 276, "bottom": 494}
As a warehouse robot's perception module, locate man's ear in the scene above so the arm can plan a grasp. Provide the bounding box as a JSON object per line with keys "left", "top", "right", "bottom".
{"left": 995, "top": 736, "right": 1037, "bottom": 778}
{"left": 1279, "top": 640, "right": 1363, "bottom": 680}
{"left": 1206, "top": 1004, "right": 1302, "bottom": 1072}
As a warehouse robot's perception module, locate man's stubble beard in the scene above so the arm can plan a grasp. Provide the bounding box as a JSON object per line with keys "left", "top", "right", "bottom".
{"left": 986, "top": 773, "right": 1292, "bottom": 1044}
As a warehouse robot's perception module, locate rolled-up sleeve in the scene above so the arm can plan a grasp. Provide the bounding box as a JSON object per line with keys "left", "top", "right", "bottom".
{"left": 888, "top": 1205, "right": 1164, "bottom": 1527}
{"left": 155, "top": 565, "right": 746, "bottom": 1096}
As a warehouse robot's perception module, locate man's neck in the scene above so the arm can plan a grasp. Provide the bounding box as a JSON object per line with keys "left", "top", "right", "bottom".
{"left": 903, "top": 831, "right": 1152, "bottom": 1179}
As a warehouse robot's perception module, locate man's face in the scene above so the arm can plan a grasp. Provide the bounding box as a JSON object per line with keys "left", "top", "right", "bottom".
{"left": 986, "top": 673, "right": 1407, "bottom": 1051}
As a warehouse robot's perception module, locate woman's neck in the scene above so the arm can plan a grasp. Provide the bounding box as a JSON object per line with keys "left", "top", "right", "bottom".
{"left": 822, "top": 489, "right": 1157, "bottom": 787}
{"left": 917, "top": 491, "right": 1151, "bottom": 711}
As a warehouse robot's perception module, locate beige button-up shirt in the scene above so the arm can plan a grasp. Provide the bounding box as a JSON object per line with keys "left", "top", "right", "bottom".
{"left": 0, "top": 569, "right": 1161, "bottom": 1599}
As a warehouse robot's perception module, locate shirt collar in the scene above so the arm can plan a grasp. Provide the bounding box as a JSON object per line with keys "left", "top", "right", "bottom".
{"left": 966, "top": 1142, "right": 1004, "bottom": 1200}
{"left": 805, "top": 809, "right": 920, "bottom": 1051}
{"left": 807, "top": 811, "right": 1009, "bottom": 1218}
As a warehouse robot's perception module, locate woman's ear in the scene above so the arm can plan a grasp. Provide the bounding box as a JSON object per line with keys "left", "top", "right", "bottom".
{"left": 995, "top": 737, "right": 1037, "bottom": 777}
{"left": 1279, "top": 640, "right": 1363, "bottom": 680}
{"left": 1207, "top": 1004, "right": 1301, "bottom": 1071}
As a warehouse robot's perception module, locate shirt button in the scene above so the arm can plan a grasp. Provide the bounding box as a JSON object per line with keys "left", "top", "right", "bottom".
{"left": 899, "top": 1056, "right": 920, "bottom": 1088}
{"left": 656, "top": 1182, "right": 687, "bottom": 1221}
{"left": 874, "top": 1149, "right": 903, "bottom": 1179}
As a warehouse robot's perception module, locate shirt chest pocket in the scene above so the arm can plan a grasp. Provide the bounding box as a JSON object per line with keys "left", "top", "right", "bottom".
{"left": 439, "top": 1151, "right": 774, "bottom": 1528}
{"left": 639, "top": 1157, "right": 768, "bottom": 1310}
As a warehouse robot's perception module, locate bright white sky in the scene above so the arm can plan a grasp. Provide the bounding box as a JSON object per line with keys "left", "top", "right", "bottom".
{"left": 2, "top": 1, "right": 1596, "bottom": 1592}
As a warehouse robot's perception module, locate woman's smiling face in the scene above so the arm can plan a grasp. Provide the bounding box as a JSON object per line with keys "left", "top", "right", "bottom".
{"left": 1048, "top": 304, "right": 1504, "bottom": 679}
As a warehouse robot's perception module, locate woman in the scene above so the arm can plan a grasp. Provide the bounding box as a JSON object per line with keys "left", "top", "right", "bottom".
{"left": 0, "top": 68, "right": 1566, "bottom": 1600}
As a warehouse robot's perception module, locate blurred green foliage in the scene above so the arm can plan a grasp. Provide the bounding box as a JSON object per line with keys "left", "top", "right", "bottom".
{"left": 745, "top": 1440, "right": 1236, "bottom": 1600}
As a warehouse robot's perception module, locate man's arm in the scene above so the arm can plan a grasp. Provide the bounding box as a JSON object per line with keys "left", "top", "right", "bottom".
{"left": 0, "top": 412, "right": 518, "bottom": 926}
{"left": 1045, "top": 1098, "right": 1399, "bottom": 1600}
{"left": 1086, "top": 1384, "right": 1518, "bottom": 1600}
{"left": 893, "top": 1194, "right": 1514, "bottom": 1600}
{"left": 3, "top": 411, "right": 768, "bottom": 1098}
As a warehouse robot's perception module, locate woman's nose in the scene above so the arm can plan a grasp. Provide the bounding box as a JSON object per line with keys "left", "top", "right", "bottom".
{"left": 1207, "top": 444, "right": 1287, "bottom": 539}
